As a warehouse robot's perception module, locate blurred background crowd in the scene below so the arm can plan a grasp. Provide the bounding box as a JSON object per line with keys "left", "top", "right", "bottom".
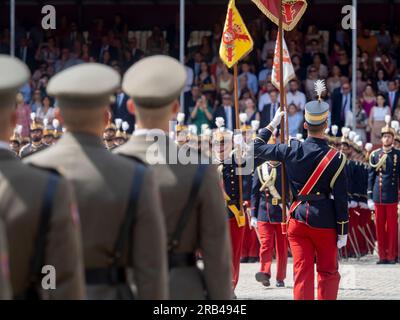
{"left": 1, "top": 6, "right": 400, "bottom": 148}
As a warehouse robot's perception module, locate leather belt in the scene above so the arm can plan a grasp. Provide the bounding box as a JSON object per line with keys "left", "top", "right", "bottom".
{"left": 168, "top": 253, "right": 196, "bottom": 270}
{"left": 85, "top": 267, "right": 126, "bottom": 285}
{"left": 294, "top": 193, "right": 328, "bottom": 202}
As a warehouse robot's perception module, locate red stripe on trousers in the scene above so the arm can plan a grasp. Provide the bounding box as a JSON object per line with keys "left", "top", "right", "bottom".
{"left": 257, "top": 221, "right": 288, "bottom": 281}
{"left": 229, "top": 218, "right": 245, "bottom": 289}
{"left": 374, "top": 203, "right": 398, "bottom": 261}
{"left": 288, "top": 219, "right": 340, "bottom": 300}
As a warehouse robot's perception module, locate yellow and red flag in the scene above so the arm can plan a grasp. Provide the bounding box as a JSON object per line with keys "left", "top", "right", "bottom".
{"left": 219, "top": 0, "right": 253, "bottom": 69}
{"left": 251, "top": 0, "right": 308, "bottom": 31}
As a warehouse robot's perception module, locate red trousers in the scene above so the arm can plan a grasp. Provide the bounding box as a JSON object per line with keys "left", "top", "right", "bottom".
{"left": 257, "top": 221, "right": 288, "bottom": 281}
{"left": 241, "top": 215, "right": 260, "bottom": 258}
{"left": 358, "top": 208, "right": 374, "bottom": 254}
{"left": 374, "top": 203, "right": 398, "bottom": 261}
{"left": 229, "top": 218, "right": 245, "bottom": 289}
{"left": 346, "top": 208, "right": 362, "bottom": 256}
{"left": 288, "top": 219, "right": 340, "bottom": 300}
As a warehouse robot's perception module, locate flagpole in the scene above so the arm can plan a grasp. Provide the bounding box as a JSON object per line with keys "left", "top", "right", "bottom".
{"left": 233, "top": 63, "right": 245, "bottom": 220}
{"left": 278, "top": 0, "right": 288, "bottom": 234}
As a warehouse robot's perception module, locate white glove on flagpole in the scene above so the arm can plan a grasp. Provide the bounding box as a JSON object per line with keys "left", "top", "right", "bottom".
{"left": 268, "top": 111, "right": 286, "bottom": 130}
{"left": 367, "top": 199, "right": 375, "bottom": 211}
{"left": 337, "top": 234, "right": 348, "bottom": 249}
{"left": 250, "top": 217, "right": 258, "bottom": 228}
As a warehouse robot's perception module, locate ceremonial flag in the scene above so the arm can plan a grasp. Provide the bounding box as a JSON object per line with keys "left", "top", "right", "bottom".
{"left": 251, "top": 0, "right": 308, "bottom": 31}
{"left": 219, "top": 0, "right": 253, "bottom": 68}
{"left": 271, "top": 31, "right": 295, "bottom": 90}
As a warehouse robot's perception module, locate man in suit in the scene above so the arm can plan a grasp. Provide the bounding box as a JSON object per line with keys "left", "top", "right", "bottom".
{"left": 98, "top": 35, "right": 118, "bottom": 62}
{"left": 0, "top": 55, "right": 85, "bottom": 299}
{"left": 260, "top": 90, "right": 280, "bottom": 128}
{"left": 128, "top": 37, "right": 144, "bottom": 64}
{"left": 331, "top": 82, "right": 352, "bottom": 133}
{"left": 25, "top": 63, "right": 168, "bottom": 300}
{"left": 213, "top": 94, "right": 237, "bottom": 131}
{"left": 114, "top": 55, "right": 232, "bottom": 300}
{"left": 387, "top": 80, "right": 400, "bottom": 117}
{"left": 112, "top": 88, "right": 135, "bottom": 134}
{"left": 16, "top": 37, "right": 36, "bottom": 71}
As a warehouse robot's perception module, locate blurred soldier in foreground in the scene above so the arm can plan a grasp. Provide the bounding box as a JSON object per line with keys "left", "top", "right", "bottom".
{"left": 0, "top": 219, "right": 11, "bottom": 299}
{"left": 25, "top": 63, "right": 168, "bottom": 299}
{"left": 0, "top": 54, "right": 85, "bottom": 299}
{"left": 115, "top": 55, "right": 232, "bottom": 300}
{"left": 19, "top": 113, "right": 47, "bottom": 158}
{"left": 254, "top": 80, "right": 348, "bottom": 300}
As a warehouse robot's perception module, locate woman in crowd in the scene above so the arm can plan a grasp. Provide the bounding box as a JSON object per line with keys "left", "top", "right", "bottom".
{"left": 376, "top": 69, "right": 389, "bottom": 93}
{"left": 326, "top": 65, "right": 342, "bottom": 96}
{"left": 287, "top": 103, "right": 303, "bottom": 137}
{"left": 30, "top": 90, "right": 43, "bottom": 113}
{"left": 243, "top": 98, "right": 260, "bottom": 124}
{"left": 196, "top": 61, "right": 216, "bottom": 94}
{"left": 217, "top": 64, "right": 234, "bottom": 94}
{"left": 308, "top": 53, "right": 328, "bottom": 79}
{"left": 36, "top": 96, "right": 56, "bottom": 122}
{"left": 360, "top": 84, "right": 377, "bottom": 117}
{"left": 368, "top": 93, "right": 391, "bottom": 145}
{"left": 336, "top": 50, "right": 350, "bottom": 77}
{"left": 190, "top": 94, "right": 213, "bottom": 133}
{"left": 15, "top": 92, "right": 31, "bottom": 138}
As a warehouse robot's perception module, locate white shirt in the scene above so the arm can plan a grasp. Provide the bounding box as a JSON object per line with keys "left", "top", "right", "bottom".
{"left": 258, "top": 92, "right": 271, "bottom": 112}
{"left": 184, "top": 66, "right": 194, "bottom": 93}
{"left": 286, "top": 91, "right": 306, "bottom": 111}
{"left": 0, "top": 141, "right": 10, "bottom": 151}
{"left": 388, "top": 91, "right": 396, "bottom": 108}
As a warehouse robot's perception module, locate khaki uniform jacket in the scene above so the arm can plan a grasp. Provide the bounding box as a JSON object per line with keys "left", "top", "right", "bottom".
{"left": 0, "top": 219, "right": 11, "bottom": 299}
{"left": 0, "top": 148, "right": 84, "bottom": 299}
{"left": 24, "top": 132, "right": 168, "bottom": 300}
{"left": 114, "top": 133, "right": 232, "bottom": 300}
{"left": 19, "top": 142, "right": 47, "bottom": 159}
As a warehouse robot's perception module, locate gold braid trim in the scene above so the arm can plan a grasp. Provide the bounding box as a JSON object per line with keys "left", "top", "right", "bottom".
{"left": 369, "top": 150, "right": 387, "bottom": 172}
{"left": 330, "top": 152, "right": 347, "bottom": 189}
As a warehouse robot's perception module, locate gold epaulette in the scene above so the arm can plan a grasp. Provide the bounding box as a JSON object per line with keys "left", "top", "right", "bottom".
{"left": 369, "top": 148, "right": 387, "bottom": 171}
{"left": 330, "top": 151, "right": 347, "bottom": 188}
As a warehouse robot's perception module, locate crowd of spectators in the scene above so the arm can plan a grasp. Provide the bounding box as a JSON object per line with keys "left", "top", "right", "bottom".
{"left": 1, "top": 13, "right": 400, "bottom": 145}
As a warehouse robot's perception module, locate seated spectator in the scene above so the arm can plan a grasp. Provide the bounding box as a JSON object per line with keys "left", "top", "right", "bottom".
{"left": 287, "top": 103, "right": 303, "bottom": 137}
{"left": 376, "top": 24, "right": 391, "bottom": 53}
{"left": 369, "top": 93, "right": 391, "bottom": 145}
{"left": 238, "top": 62, "right": 258, "bottom": 96}
{"left": 32, "top": 62, "right": 48, "bottom": 83}
{"left": 239, "top": 88, "right": 255, "bottom": 111}
{"left": 358, "top": 28, "right": 378, "bottom": 57}
{"left": 374, "top": 53, "right": 396, "bottom": 79}
{"left": 146, "top": 26, "right": 166, "bottom": 55}
{"left": 360, "top": 84, "right": 376, "bottom": 116}
{"left": 335, "top": 50, "right": 350, "bottom": 78}
{"left": 54, "top": 48, "right": 82, "bottom": 73}
{"left": 217, "top": 64, "right": 234, "bottom": 93}
{"left": 190, "top": 95, "right": 213, "bottom": 133}
{"left": 36, "top": 96, "right": 56, "bottom": 122}
{"left": 258, "top": 57, "right": 273, "bottom": 88}
{"left": 376, "top": 69, "right": 389, "bottom": 93}
{"left": 15, "top": 92, "right": 31, "bottom": 138}
{"left": 327, "top": 65, "right": 342, "bottom": 96}
{"left": 354, "top": 100, "right": 368, "bottom": 143}
{"left": 307, "top": 53, "right": 328, "bottom": 79}
{"left": 30, "top": 89, "right": 43, "bottom": 113}
{"left": 243, "top": 98, "right": 260, "bottom": 124}
{"left": 128, "top": 37, "right": 144, "bottom": 63}
{"left": 286, "top": 80, "right": 306, "bottom": 111}
{"left": 196, "top": 61, "right": 216, "bottom": 94}
{"left": 260, "top": 90, "right": 279, "bottom": 128}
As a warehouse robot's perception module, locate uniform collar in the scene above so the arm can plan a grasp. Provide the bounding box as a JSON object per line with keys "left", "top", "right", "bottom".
{"left": 58, "top": 132, "right": 104, "bottom": 148}
{"left": 305, "top": 136, "right": 328, "bottom": 146}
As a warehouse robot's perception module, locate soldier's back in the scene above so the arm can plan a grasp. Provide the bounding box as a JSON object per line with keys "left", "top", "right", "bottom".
{"left": 25, "top": 132, "right": 168, "bottom": 300}
{"left": 0, "top": 148, "right": 84, "bottom": 299}
{"left": 115, "top": 134, "right": 232, "bottom": 300}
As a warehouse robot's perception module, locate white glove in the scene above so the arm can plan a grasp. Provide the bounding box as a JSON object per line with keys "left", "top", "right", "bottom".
{"left": 368, "top": 199, "right": 375, "bottom": 211}
{"left": 250, "top": 217, "right": 258, "bottom": 228}
{"left": 359, "top": 202, "right": 369, "bottom": 210}
{"left": 269, "top": 111, "right": 286, "bottom": 130}
{"left": 348, "top": 200, "right": 358, "bottom": 208}
{"left": 337, "top": 234, "right": 348, "bottom": 249}
{"left": 233, "top": 134, "right": 244, "bottom": 146}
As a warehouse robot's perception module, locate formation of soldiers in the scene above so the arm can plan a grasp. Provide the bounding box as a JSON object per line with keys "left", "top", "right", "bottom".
{"left": 1, "top": 53, "right": 399, "bottom": 300}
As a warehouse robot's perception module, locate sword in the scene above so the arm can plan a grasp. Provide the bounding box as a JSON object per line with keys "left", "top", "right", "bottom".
{"left": 357, "top": 225, "right": 376, "bottom": 255}
{"left": 352, "top": 228, "right": 362, "bottom": 259}
{"left": 348, "top": 232, "right": 360, "bottom": 259}
{"left": 365, "top": 223, "right": 378, "bottom": 257}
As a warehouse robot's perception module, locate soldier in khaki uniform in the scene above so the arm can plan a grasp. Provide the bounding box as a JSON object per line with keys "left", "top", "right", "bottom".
{"left": 114, "top": 55, "right": 232, "bottom": 300}
{"left": 25, "top": 63, "right": 168, "bottom": 300}
{"left": 0, "top": 55, "right": 85, "bottom": 299}
{"left": 0, "top": 219, "right": 11, "bottom": 299}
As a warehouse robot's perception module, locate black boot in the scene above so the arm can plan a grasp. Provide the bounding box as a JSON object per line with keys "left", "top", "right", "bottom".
{"left": 240, "top": 257, "right": 249, "bottom": 263}
{"left": 276, "top": 280, "right": 285, "bottom": 287}
{"left": 255, "top": 272, "right": 270, "bottom": 287}
{"left": 376, "top": 260, "right": 388, "bottom": 264}
{"left": 386, "top": 260, "right": 396, "bottom": 264}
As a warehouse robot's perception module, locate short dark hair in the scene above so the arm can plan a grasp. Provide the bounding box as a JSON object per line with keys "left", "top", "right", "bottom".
{"left": 306, "top": 121, "right": 327, "bottom": 133}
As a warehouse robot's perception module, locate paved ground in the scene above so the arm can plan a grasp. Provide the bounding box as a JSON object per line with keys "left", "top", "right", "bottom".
{"left": 235, "top": 255, "right": 400, "bottom": 300}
